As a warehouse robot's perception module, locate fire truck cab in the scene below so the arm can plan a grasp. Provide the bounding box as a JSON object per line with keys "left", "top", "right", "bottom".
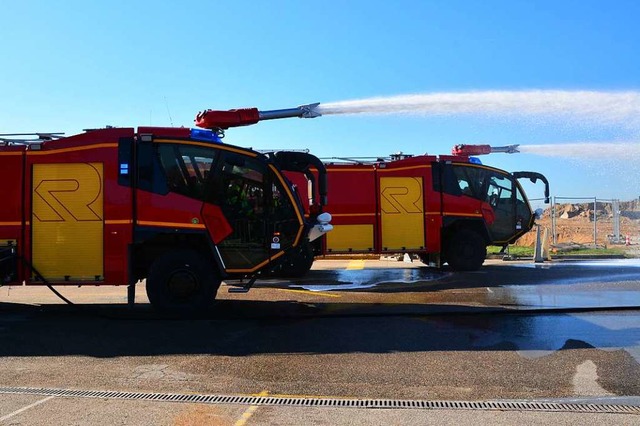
{"left": 0, "top": 127, "right": 330, "bottom": 313}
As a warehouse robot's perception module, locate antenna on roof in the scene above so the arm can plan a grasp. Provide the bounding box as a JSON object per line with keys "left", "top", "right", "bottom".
{"left": 164, "top": 96, "right": 174, "bottom": 127}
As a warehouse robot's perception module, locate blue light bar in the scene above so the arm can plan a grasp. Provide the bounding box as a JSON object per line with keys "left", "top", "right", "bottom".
{"left": 468, "top": 157, "right": 482, "bottom": 165}
{"left": 190, "top": 128, "right": 222, "bottom": 143}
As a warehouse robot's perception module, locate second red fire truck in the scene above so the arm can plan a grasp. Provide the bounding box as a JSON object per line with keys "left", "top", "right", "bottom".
{"left": 286, "top": 146, "right": 549, "bottom": 274}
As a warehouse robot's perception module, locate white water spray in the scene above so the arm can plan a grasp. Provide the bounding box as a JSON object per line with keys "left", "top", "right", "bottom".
{"left": 519, "top": 142, "right": 640, "bottom": 160}
{"left": 310, "top": 90, "right": 640, "bottom": 198}
{"left": 316, "top": 90, "right": 640, "bottom": 128}
{"left": 519, "top": 141, "right": 640, "bottom": 198}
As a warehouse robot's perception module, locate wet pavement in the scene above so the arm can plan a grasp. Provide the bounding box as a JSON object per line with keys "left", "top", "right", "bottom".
{"left": 0, "top": 258, "right": 639, "bottom": 424}
{"left": 251, "top": 258, "right": 640, "bottom": 310}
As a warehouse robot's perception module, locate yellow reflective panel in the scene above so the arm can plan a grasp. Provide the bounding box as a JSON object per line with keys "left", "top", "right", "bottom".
{"left": 32, "top": 163, "right": 103, "bottom": 280}
{"left": 326, "top": 224, "right": 374, "bottom": 252}
{"left": 379, "top": 177, "right": 425, "bottom": 250}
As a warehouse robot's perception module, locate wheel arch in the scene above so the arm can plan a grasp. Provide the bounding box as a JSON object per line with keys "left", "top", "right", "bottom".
{"left": 441, "top": 218, "right": 489, "bottom": 272}
{"left": 441, "top": 217, "right": 490, "bottom": 247}
{"left": 131, "top": 228, "right": 222, "bottom": 282}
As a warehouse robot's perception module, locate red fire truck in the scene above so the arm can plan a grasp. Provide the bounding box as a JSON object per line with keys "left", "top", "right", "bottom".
{"left": 291, "top": 145, "right": 549, "bottom": 272}
{"left": 0, "top": 103, "right": 332, "bottom": 313}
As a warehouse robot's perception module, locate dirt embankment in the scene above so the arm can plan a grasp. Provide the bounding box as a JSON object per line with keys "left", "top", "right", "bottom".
{"left": 515, "top": 200, "right": 640, "bottom": 251}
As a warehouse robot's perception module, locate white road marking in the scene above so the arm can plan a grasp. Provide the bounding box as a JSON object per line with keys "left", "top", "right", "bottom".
{"left": 0, "top": 396, "right": 55, "bottom": 422}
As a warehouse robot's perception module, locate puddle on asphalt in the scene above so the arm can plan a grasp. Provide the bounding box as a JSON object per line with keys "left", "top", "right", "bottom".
{"left": 290, "top": 268, "right": 448, "bottom": 292}
{"left": 498, "top": 314, "right": 639, "bottom": 362}
{"left": 511, "top": 259, "right": 640, "bottom": 269}
{"left": 490, "top": 283, "right": 640, "bottom": 309}
{"left": 489, "top": 260, "right": 640, "bottom": 309}
{"left": 429, "top": 311, "right": 640, "bottom": 362}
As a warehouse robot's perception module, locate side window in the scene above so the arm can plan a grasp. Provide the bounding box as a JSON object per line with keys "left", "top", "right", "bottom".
{"left": 219, "top": 153, "right": 266, "bottom": 221}
{"left": 515, "top": 183, "right": 531, "bottom": 219}
{"left": 438, "top": 164, "right": 462, "bottom": 196}
{"left": 156, "top": 143, "right": 218, "bottom": 200}
{"left": 444, "top": 165, "right": 490, "bottom": 200}
{"left": 487, "top": 173, "right": 513, "bottom": 207}
{"left": 457, "top": 173, "right": 473, "bottom": 197}
{"left": 138, "top": 140, "right": 168, "bottom": 194}
{"left": 271, "top": 178, "right": 295, "bottom": 220}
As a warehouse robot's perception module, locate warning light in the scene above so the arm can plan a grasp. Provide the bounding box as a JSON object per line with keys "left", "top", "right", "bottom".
{"left": 190, "top": 128, "right": 222, "bottom": 143}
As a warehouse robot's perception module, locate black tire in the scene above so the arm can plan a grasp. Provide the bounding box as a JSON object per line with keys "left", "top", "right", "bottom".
{"left": 445, "top": 229, "right": 486, "bottom": 271}
{"left": 146, "top": 249, "right": 220, "bottom": 315}
{"left": 273, "top": 242, "right": 315, "bottom": 278}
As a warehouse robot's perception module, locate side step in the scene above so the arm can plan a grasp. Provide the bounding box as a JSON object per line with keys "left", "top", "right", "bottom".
{"left": 227, "top": 276, "right": 258, "bottom": 293}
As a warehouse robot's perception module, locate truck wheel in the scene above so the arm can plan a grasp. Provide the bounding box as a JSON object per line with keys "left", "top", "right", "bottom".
{"left": 146, "top": 249, "right": 220, "bottom": 314}
{"left": 445, "top": 230, "right": 486, "bottom": 271}
{"left": 277, "top": 242, "right": 315, "bottom": 278}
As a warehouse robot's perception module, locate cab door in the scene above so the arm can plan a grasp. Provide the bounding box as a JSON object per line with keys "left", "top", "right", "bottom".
{"left": 444, "top": 164, "right": 519, "bottom": 244}
{"left": 212, "top": 152, "right": 303, "bottom": 273}
{"left": 485, "top": 172, "right": 518, "bottom": 243}
{"left": 149, "top": 142, "right": 303, "bottom": 274}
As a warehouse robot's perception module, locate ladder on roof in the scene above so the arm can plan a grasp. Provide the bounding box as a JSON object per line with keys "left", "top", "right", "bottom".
{"left": 320, "top": 152, "right": 415, "bottom": 165}
{"left": 0, "top": 132, "right": 64, "bottom": 146}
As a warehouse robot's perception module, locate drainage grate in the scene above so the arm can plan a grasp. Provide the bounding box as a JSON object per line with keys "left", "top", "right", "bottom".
{"left": 0, "top": 386, "right": 638, "bottom": 415}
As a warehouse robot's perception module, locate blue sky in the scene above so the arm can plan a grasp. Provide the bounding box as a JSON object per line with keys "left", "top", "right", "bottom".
{"left": 2, "top": 0, "right": 639, "bottom": 204}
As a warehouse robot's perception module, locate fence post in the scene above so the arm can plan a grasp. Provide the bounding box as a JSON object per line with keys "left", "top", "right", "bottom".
{"left": 613, "top": 199, "right": 620, "bottom": 244}
{"left": 551, "top": 196, "right": 557, "bottom": 245}
{"left": 593, "top": 197, "right": 597, "bottom": 248}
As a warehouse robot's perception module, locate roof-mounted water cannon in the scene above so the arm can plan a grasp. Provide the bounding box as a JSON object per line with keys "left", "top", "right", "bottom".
{"left": 195, "top": 102, "right": 322, "bottom": 135}
{"left": 452, "top": 144, "right": 520, "bottom": 156}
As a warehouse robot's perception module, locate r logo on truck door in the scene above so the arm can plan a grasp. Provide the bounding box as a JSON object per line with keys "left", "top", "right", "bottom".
{"left": 32, "top": 163, "right": 104, "bottom": 280}
{"left": 380, "top": 177, "right": 423, "bottom": 214}
{"left": 33, "top": 165, "right": 103, "bottom": 222}
{"left": 379, "top": 177, "right": 425, "bottom": 250}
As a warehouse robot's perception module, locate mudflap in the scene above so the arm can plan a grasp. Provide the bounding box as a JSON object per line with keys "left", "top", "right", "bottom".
{"left": 0, "top": 240, "right": 18, "bottom": 285}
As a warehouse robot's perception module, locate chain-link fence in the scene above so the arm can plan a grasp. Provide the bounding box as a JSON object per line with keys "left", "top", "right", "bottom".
{"left": 520, "top": 196, "right": 640, "bottom": 249}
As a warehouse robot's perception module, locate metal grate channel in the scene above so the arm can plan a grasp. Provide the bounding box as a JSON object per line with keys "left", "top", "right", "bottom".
{"left": 0, "top": 386, "right": 638, "bottom": 415}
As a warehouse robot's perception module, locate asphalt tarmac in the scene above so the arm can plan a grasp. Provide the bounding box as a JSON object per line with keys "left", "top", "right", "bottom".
{"left": 0, "top": 258, "right": 639, "bottom": 424}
